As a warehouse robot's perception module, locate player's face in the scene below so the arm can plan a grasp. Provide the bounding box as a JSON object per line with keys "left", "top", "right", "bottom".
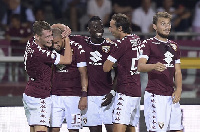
{"left": 88, "top": 20, "right": 104, "bottom": 38}
{"left": 154, "top": 17, "right": 171, "bottom": 38}
{"left": 38, "top": 30, "right": 53, "bottom": 48}
{"left": 109, "top": 19, "right": 121, "bottom": 39}
{"left": 53, "top": 36, "right": 64, "bottom": 52}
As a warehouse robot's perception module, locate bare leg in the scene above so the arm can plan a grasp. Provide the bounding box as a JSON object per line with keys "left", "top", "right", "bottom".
{"left": 125, "top": 125, "right": 135, "bottom": 132}
{"left": 49, "top": 127, "right": 60, "bottom": 132}
{"left": 105, "top": 124, "right": 113, "bottom": 132}
{"left": 30, "top": 126, "right": 34, "bottom": 132}
{"left": 89, "top": 125, "right": 102, "bottom": 132}
{"left": 69, "top": 129, "right": 79, "bottom": 132}
{"left": 113, "top": 123, "right": 127, "bottom": 132}
{"left": 34, "top": 125, "right": 48, "bottom": 132}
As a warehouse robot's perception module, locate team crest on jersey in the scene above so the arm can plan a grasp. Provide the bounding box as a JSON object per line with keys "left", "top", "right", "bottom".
{"left": 102, "top": 46, "right": 110, "bottom": 53}
{"left": 158, "top": 122, "right": 164, "bottom": 129}
{"left": 82, "top": 117, "right": 87, "bottom": 124}
{"left": 170, "top": 43, "right": 177, "bottom": 51}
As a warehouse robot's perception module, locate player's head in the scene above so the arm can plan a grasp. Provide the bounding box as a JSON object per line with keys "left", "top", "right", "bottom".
{"left": 87, "top": 16, "right": 104, "bottom": 39}
{"left": 10, "top": 14, "right": 21, "bottom": 28}
{"left": 153, "top": 12, "right": 172, "bottom": 38}
{"left": 109, "top": 13, "right": 132, "bottom": 39}
{"left": 33, "top": 21, "right": 53, "bottom": 48}
{"left": 52, "top": 28, "right": 64, "bottom": 53}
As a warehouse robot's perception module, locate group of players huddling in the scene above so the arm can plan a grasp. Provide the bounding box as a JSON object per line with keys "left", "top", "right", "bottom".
{"left": 23, "top": 12, "right": 183, "bottom": 132}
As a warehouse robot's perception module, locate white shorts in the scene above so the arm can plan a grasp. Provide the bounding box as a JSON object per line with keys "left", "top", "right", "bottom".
{"left": 82, "top": 95, "right": 114, "bottom": 126}
{"left": 22, "top": 93, "right": 52, "bottom": 127}
{"left": 113, "top": 92, "right": 140, "bottom": 126}
{"left": 50, "top": 95, "right": 82, "bottom": 129}
{"left": 144, "top": 91, "right": 183, "bottom": 131}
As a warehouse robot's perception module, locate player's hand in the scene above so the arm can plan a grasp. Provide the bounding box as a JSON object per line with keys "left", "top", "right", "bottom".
{"left": 101, "top": 93, "right": 114, "bottom": 107}
{"left": 154, "top": 62, "right": 167, "bottom": 72}
{"left": 78, "top": 97, "right": 87, "bottom": 110}
{"left": 61, "top": 26, "right": 71, "bottom": 38}
{"left": 172, "top": 89, "right": 182, "bottom": 104}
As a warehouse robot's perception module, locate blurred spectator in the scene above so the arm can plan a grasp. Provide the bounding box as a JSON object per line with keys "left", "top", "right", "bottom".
{"left": 0, "top": 0, "right": 8, "bottom": 29}
{"left": 123, "top": 11, "right": 141, "bottom": 32}
{"left": 157, "top": 0, "right": 191, "bottom": 32}
{"left": 1, "top": 0, "right": 35, "bottom": 29}
{"left": 4, "top": 14, "right": 32, "bottom": 56}
{"left": 4, "top": 14, "right": 32, "bottom": 82}
{"left": 111, "top": 0, "right": 140, "bottom": 14}
{"left": 192, "top": 0, "right": 200, "bottom": 40}
{"left": 131, "top": 0, "right": 155, "bottom": 33}
{"left": 87, "top": 0, "right": 112, "bottom": 27}
{"left": 33, "top": 8, "right": 45, "bottom": 21}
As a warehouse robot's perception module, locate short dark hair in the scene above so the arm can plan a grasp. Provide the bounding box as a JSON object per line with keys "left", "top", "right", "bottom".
{"left": 52, "top": 28, "right": 62, "bottom": 38}
{"left": 87, "top": 16, "right": 102, "bottom": 27}
{"left": 153, "top": 12, "right": 172, "bottom": 25}
{"left": 32, "top": 21, "right": 51, "bottom": 36}
{"left": 111, "top": 13, "right": 132, "bottom": 34}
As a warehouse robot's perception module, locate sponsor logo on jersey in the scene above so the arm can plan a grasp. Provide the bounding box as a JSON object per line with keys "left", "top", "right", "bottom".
{"left": 89, "top": 51, "right": 102, "bottom": 65}
{"left": 102, "top": 46, "right": 110, "bottom": 53}
{"left": 56, "top": 64, "right": 68, "bottom": 72}
{"left": 163, "top": 51, "right": 174, "bottom": 67}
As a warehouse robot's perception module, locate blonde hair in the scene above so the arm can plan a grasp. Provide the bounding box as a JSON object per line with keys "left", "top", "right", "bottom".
{"left": 153, "top": 12, "right": 172, "bottom": 25}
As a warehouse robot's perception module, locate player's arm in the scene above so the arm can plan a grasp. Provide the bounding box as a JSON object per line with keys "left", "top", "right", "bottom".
{"left": 103, "top": 60, "right": 115, "bottom": 72}
{"left": 58, "top": 37, "right": 72, "bottom": 64}
{"left": 78, "top": 66, "right": 88, "bottom": 110}
{"left": 172, "top": 63, "right": 182, "bottom": 103}
{"left": 101, "top": 65, "right": 117, "bottom": 107}
{"left": 138, "top": 58, "right": 166, "bottom": 72}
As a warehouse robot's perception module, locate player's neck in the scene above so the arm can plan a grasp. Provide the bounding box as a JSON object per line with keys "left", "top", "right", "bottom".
{"left": 155, "top": 34, "right": 167, "bottom": 42}
{"left": 90, "top": 37, "right": 104, "bottom": 44}
{"left": 35, "top": 40, "right": 45, "bottom": 48}
{"left": 120, "top": 33, "right": 130, "bottom": 39}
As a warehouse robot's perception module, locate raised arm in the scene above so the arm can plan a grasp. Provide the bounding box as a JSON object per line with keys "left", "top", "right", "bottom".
{"left": 58, "top": 37, "right": 72, "bottom": 64}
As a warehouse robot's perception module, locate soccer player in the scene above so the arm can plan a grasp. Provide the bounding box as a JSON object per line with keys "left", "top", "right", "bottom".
{"left": 70, "top": 16, "right": 115, "bottom": 132}
{"left": 49, "top": 28, "right": 88, "bottom": 132}
{"left": 138, "top": 12, "right": 183, "bottom": 132}
{"left": 103, "top": 13, "right": 141, "bottom": 132}
{"left": 23, "top": 21, "right": 72, "bottom": 132}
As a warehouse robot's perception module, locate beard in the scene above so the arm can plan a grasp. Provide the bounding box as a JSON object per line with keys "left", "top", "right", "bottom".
{"left": 157, "top": 31, "right": 169, "bottom": 39}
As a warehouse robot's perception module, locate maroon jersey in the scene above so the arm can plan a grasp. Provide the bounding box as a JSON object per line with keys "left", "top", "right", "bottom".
{"left": 108, "top": 34, "right": 141, "bottom": 97}
{"left": 24, "top": 37, "right": 59, "bottom": 98}
{"left": 140, "top": 37, "right": 181, "bottom": 96}
{"left": 70, "top": 35, "right": 114, "bottom": 96}
{"left": 51, "top": 41, "right": 86, "bottom": 96}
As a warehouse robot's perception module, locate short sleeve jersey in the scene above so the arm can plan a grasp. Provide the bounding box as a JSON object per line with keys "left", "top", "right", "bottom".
{"left": 70, "top": 35, "right": 114, "bottom": 96}
{"left": 24, "top": 37, "right": 60, "bottom": 98}
{"left": 51, "top": 41, "right": 87, "bottom": 96}
{"left": 139, "top": 37, "right": 181, "bottom": 96}
{"left": 107, "top": 34, "right": 141, "bottom": 97}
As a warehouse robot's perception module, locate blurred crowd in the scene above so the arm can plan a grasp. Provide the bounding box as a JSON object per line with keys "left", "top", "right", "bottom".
{"left": 0, "top": 0, "right": 199, "bottom": 32}
{"left": 0, "top": 0, "right": 200, "bottom": 56}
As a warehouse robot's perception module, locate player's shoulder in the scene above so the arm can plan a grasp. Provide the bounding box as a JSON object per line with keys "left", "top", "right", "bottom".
{"left": 168, "top": 39, "right": 178, "bottom": 45}
{"left": 69, "top": 35, "right": 87, "bottom": 41}
{"left": 142, "top": 37, "right": 158, "bottom": 45}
